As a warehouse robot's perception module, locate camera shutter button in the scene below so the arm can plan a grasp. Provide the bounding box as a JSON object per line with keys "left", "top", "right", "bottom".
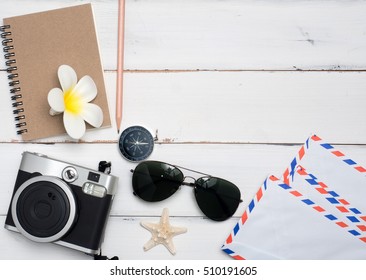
{"left": 62, "top": 166, "right": 78, "bottom": 183}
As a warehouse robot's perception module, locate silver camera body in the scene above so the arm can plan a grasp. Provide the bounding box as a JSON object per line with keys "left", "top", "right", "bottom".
{"left": 5, "top": 152, "right": 118, "bottom": 255}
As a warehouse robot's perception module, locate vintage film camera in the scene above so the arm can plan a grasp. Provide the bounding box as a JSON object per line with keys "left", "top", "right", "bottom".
{"left": 5, "top": 152, "right": 118, "bottom": 255}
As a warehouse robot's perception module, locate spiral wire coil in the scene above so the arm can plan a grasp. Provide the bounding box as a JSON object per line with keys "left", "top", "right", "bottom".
{"left": 1, "top": 25, "right": 27, "bottom": 135}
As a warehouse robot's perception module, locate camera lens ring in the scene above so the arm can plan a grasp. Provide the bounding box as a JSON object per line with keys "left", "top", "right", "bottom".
{"left": 11, "top": 176, "right": 77, "bottom": 243}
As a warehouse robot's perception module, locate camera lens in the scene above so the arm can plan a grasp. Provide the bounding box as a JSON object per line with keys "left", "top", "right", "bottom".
{"left": 12, "top": 176, "right": 77, "bottom": 243}
{"left": 16, "top": 181, "right": 71, "bottom": 238}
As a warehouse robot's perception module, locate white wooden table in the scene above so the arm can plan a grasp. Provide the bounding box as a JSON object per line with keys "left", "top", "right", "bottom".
{"left": 1, "top": 0, "right": 366, "bottom": 260}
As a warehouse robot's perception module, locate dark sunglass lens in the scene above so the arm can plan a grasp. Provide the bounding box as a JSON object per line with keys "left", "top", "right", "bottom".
{"left": 132, "top": 161, "right": 184, "bottom": 202}
{"left": 194, "top": 177, "right": 241, "bottom": 221}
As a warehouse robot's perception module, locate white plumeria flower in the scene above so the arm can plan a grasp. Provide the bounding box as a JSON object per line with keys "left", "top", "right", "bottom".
{"left": 48, "top": 65, "right": 103, "bottom": 139}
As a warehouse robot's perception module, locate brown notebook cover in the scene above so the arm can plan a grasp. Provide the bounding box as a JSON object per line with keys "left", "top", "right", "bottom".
{"left": 2, "top": 4, "right": 111, "bottom": 140}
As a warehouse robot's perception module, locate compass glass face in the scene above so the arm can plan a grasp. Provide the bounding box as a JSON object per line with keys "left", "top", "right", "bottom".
{"left": 118, "top": 126, "right": 154, "bottom": 161}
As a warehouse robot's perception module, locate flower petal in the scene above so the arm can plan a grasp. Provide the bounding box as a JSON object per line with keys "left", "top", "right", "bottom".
{"left": 80, "top": 103, "right": 104, "bottom": 128}
{"left": 47, "top": 88, "right": 65, "bottom": 113}
{"left": 63, "top": 111, "right": 86, "bottom": 139}
{"left": 72, "top": 75, "right": 97, "bottom": 103}
{"left": 58, "top": 65, "right": 77, "bottom": 92}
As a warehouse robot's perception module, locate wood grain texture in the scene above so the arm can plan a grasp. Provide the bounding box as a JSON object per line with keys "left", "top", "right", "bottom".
{"left": 0, "top": 0, "right": 366, "bottom": 70}
{"left": 1, "top": 143, "right": 366, "bottom": 259}
{"left": 0, "top": 0, "right": 365, "bottom": 260}
{"left": 1, "top": 71, "right": 366, "bottom": 144}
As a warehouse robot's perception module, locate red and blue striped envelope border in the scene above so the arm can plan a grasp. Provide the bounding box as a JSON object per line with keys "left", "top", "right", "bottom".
{"left": 295, "top": 166, "right": 366, "bottom": 242}
{"left": 222, "top": 134, "right": 366, "bottom": 260}
{"left": 283, "top": 134, "right": 366, "bottom": 186}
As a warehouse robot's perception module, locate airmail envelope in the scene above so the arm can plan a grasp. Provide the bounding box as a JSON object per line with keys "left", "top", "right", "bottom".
{"left": 222, "top": 135, "right": 366, "bottom": 259}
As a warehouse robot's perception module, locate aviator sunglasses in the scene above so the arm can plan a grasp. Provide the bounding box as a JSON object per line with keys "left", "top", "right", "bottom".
{"left": 130, "top": 161, "right": 242, "bottom": 221}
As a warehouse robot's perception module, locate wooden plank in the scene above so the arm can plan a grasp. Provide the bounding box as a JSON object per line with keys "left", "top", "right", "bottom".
{"left": 0, "top": 0, "right": 365, "bottom": 70}
{"left": 1, "top": 0, "right": 366, "bottom": 261}
{"left": 0, "top": 216, "right": 237, "bottom": 260}
{"left": 0, "top": 142, "right": 297, "bottom": 260}
{"left": 1, "top": 71, "right": 366, "bottom": 144}
{"left": 1, "top": 142, "right": 366, "bottom": 260}
{"left": 0, "top": 142, "right": 294, "bottom": 215}
{"left": 2, "top": 142, "right": 366, "bottom": 216}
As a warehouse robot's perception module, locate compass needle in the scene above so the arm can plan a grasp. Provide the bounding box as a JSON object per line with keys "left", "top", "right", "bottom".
{"left": 118, "top": 126, "right": 155, "bottom": 161}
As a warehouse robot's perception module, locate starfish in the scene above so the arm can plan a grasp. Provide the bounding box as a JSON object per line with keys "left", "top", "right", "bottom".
{"left": 140, "top": 208, "right": 187, "bottom": 255}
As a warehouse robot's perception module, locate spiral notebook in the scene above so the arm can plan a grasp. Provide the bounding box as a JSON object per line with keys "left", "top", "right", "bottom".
{"left": 1, "top": 4, "right": 111, "bottom": 140}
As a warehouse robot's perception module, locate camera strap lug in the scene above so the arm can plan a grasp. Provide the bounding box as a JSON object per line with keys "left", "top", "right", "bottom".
{"left": 98, "top": 161, "right": 112, "bottom": 174}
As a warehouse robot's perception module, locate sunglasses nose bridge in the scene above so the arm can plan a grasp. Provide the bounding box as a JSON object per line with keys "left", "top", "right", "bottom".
{"left": 182, "top": 175, "right": 196, "bottom": 187}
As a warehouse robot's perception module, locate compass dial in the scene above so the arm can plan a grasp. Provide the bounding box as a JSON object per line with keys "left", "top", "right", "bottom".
{"left": 118, "top": 126, "right": 154, "bottom": 161}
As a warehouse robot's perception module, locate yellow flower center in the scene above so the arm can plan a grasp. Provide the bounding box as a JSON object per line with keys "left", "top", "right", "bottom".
{"left": 64, "top": 88, "right": 82, "bottom": 114}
